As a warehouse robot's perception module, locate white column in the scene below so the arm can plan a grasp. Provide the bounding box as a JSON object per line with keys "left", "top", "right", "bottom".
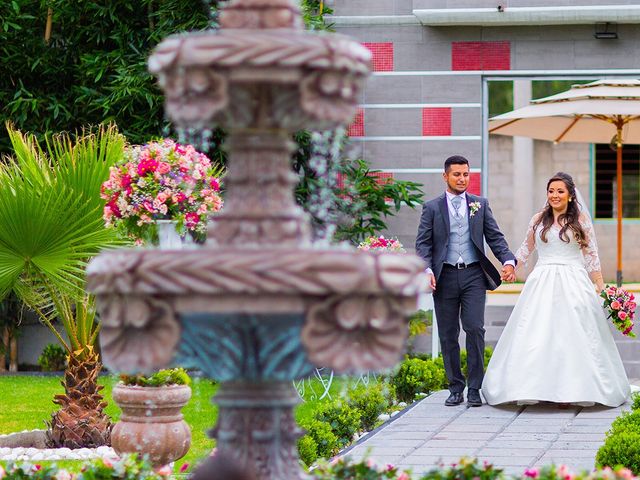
{"left": 512, "top": 81, "right": 535, "bottom": 247}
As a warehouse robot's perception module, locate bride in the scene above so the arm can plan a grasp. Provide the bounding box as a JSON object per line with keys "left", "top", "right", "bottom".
{"left": 482, "top": 172, "right": 630, "bottom": 407}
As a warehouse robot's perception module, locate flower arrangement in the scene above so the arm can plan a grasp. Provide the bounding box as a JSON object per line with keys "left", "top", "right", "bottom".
{"left": 357, "top": 235, "right": 405, "bottom": 252}
{"left": 601, "top": 285, "right": 636, "bottom": 337}
{"left": 469, "top": 201, "right": 481, "bottom": 217}
{"left": 101, "top": 139, "right": 224, "bottom": 243}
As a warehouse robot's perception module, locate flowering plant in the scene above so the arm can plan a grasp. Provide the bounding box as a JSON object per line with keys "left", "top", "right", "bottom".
{"left": 0, "top": 454, "right": 168, "bottom": 480}
{"left": 601, "top": 285, "right": 636, "bottom": 337}
{"left": 357, "top": 235, "right": 405, "bottom": 252}
{"left": 469, "top": 201, "right": 481, "bottom": 217}
{"left": 523, "top": 464, "right": 636, "bottom": 480}
{"left": 311, "top": 456, "right": 412, "bottom": 479}
{"left": 101, "top": 139, "right": 224, "bottom": 243}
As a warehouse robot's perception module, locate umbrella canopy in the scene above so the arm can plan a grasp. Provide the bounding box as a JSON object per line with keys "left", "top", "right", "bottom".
{"left": 488, "top": 79, "right": 640, "bottom": 285}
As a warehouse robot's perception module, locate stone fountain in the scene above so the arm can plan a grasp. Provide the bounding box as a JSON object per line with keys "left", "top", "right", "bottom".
{"left": 87, "top": 0, "right": 424, "bottom": 478}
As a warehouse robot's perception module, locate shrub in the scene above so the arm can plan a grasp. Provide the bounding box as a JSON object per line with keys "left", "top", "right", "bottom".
{"left": 390, "top": 357, "right": 446, "bottom": 403}
{"left": 298, "top": 418, "right": 339, "bottom": 459}
{"left": 37, "top": 343, "right": 67, "bottom": 372}
{"left": 297, "top": 434, "right": 318, "bottom": 467}
{"left": 119, "top": 367, "right": 191, "bottom": 387}
{"left": 313, "top": 401, "right": 362, "bottom": 448}
{"left": 631, "top": 391, "right": 640, "bottom": 410}
{"left": 347, "top": 383, "right": 389, "bottom": 431}
{"left": 596, "top": 429, "right": 640, "bottom": 474}
{"left": 609, "top": 410, "right": 640, "bottom": 435}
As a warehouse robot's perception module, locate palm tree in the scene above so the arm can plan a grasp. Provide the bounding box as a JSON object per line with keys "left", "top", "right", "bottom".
{"left": 0, "top": 123, "right": 125, "bottom": 447}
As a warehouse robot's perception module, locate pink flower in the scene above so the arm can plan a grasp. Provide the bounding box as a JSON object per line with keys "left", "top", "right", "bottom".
{"left": 611, "top": 301, "right": 621, "bottom": 310}
{"left": 524, "top": 468, "right": 539, "bottom": 478}
{"left": 137, "top": 158, "right": 159, "bottom": 176}
{"left": 385, "top": 463, "right": 395, "bottom": 472}
{"left": 156, "top": 192, "right": 168, "bottom": 203}
{"left": 185, "top": 212, "right": 200, "bottom": 229}
{"left": 179, "top": 463, "right": 190, "bottom": 473}
{"left": 619, "top": 311, "right": 628, "bottom": 320}
{"left": 155, "top": 465, "right": 172, "bottom": 476}
{"left": 398, "top": 473, "right": 411, "bottom": 480}
{"left": 210, "top": 177, "right": 221, "bottom": 191}
{"left": 617, "top": 468, "right": 635, "bottom": 480}
{"left": 55, "top": 469, "right": 73, "bottom": 480}
{"left": 0, "top": 465, "right": 5, "bottom": 479}
{"left": 157, "top": 162, "right": 171, "bottom": 174}
{"left": 32, "top": 465, "right": 42, "bottom": 472}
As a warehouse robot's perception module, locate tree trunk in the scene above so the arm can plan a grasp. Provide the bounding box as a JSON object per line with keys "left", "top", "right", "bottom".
{"left": 0, "top": 327, "right": 7, "bottom": 372}
{"left": 9, "top": 335, "right": 18, "bottom": 372}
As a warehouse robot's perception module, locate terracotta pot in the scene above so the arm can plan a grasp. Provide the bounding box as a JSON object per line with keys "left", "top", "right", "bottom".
{"left": 111, "top": 384, "right": 191, "bottom": 467}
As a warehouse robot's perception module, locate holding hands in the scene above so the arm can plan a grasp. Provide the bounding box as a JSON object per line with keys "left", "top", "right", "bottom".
{"left": 501, "top": 264, "right": 516, "bottom": 283}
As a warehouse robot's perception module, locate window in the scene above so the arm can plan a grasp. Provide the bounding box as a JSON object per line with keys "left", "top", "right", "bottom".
{"left": 594, "top": 144, "right": 640, "bottom": 219}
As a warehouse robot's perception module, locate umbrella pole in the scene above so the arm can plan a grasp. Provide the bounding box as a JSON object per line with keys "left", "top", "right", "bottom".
{"left": 616, "top": 126, "right": 623, "bottom": 287}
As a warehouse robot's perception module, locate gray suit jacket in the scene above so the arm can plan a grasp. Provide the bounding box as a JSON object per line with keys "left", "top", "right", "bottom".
{"left": 415, "top": 192, "right": 515, "bottom": 291}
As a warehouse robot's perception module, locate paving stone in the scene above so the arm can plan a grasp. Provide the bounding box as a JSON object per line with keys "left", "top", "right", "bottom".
{"left": 476, "top": 456, "right": 539, "bottom": 467}
{"left": 364, "top": 438, "right": 424, "bottom": 448}
{"left": 412, "top": 446, "right": 480, "bottom": 457}
{"left": 440, "top": 424, "right": 504, "bottom": 432}
{"left": 495, "top": 432, "right": 559, "bottom": 441}
{"left": 543, "top": 449, "right": 600, "bottom": 458}
{"left": 555, "top": 433, "right": 606, "bottom": 442}
{"left": 432, "top": 431, "right": 496, "bottom": 440}
{"left": 486, "top": 440, "right": 553, "bottom": 449}
{"left": 510, "top": 418, "right": 572, "bottom": 426}
{"left": 422, "top": 439, "right": 487, "bottom": 449}
{"left": 547, "top": 441, "right": 603, "bottom": 450}
{"left": 502, "top": 425, "right": 566, "bottom": 433}
{"left": 476, "top": 447, "right": 545, "bottom": 457}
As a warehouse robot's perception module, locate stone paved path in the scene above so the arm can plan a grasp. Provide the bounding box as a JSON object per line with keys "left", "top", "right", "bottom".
{"left": 342, "top": 390, "right": 630, "bottom": 477}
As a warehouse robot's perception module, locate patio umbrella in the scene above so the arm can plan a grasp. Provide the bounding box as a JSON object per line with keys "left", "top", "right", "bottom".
{"left": 489, "top": 79, "right": 640, "bottom": 286}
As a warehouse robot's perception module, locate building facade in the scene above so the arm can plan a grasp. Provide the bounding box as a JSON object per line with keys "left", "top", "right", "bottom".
{"left": 328, "top": 0, "right": 640, "bottom": 282}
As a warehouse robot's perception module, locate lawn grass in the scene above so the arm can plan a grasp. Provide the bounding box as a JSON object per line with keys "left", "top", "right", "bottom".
{"left": 0, "top": 373, "right": 365, "bottom": 473}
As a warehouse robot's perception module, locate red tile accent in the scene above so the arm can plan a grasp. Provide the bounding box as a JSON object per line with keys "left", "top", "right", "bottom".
{"left": 468, "top": 172, "right": 481, "bottom": 195}
{"left": 482, "top": 41, "right": 511, "bottom": 70}
{"left": 347, "top": 108, "right": 365, "bottom": 137}
{"left": 452, "top": 41, "right": 510, "bottom": 71}
{"left": 362, "top": 42, "right": 394, "bottom": 72}
{"left": 422, "top": 107, "right": 452, "bottom": 136}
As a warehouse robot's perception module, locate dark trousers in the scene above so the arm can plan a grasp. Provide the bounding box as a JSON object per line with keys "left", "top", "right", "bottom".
{"left": 433, "top": 263, "right": 487, "bottom": 393}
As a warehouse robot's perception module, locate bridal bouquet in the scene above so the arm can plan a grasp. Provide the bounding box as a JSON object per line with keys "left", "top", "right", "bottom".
{"left": 357, "top": 235, "right": 405, "bottom": 252}
{"left": 601, "top": 285, "right": 636, "bottom": 337}
{"left": 101, "top": 139, "right": 224, "bottom": 242}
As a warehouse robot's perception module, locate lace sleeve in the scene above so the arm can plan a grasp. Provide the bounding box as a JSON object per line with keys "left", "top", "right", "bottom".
{"left": 515, "top": 213, "right": 540, "bottom": 267}
{"left": 580, "top": 212, "right": 601, "bottom": 273}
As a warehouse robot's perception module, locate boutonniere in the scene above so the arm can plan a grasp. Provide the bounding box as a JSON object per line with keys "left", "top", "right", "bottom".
{"left": 469, "top": 201, "right": 481, "bottom": 217}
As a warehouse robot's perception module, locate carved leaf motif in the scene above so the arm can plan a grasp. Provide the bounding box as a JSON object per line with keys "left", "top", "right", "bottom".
{"left": 98, "top": 296, "right": 181, "bottom": 374}
{"left": 301, "top": 296, "right": 410, "bottom": 373}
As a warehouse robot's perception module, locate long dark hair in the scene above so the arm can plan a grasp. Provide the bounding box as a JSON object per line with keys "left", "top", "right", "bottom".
{"left": 533, "top": 172, "right": 588, "bottom": 248}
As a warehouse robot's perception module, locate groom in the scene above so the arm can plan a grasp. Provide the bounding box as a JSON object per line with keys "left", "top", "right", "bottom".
{"left": 415, "top": 155, "right": 516, "bottom": 407}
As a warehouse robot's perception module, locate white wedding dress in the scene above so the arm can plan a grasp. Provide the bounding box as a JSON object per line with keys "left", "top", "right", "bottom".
{"left": 482, "top": 213, "right": 630, "bottom": 407}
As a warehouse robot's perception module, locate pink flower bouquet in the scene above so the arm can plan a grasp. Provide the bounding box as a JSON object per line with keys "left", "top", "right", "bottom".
{"left": 357, "top": 235, "right": 405, "bottom": 253}
{"left": 101, "top": 139, "right": 223, "bottom": 243}
{"left": 601, "top": 285, "right": 636, "bottom": 337}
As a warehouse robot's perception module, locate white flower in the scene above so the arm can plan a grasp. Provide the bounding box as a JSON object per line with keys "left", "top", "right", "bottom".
{"left": 469, "top": 201, "right": 482, "bottom": 217}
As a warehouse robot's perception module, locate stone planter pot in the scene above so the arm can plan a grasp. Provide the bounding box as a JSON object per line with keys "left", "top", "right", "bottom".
{"left": 111, "top": 384, "right": 191, "bottom": 467}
